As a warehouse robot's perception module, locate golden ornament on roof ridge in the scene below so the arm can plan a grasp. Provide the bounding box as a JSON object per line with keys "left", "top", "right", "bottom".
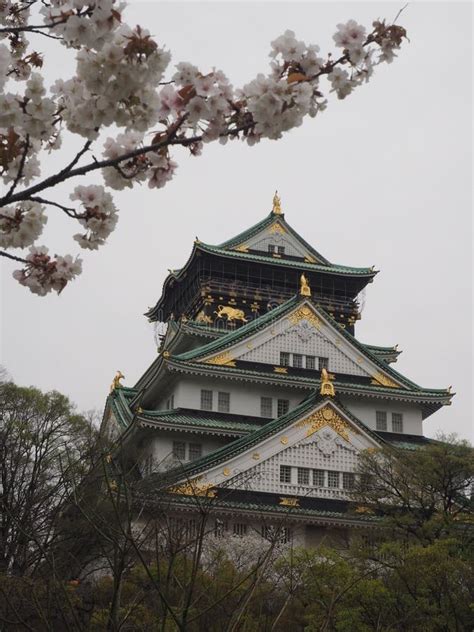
{"left": 272, "top": 190, "right": 282, "bottom": 215}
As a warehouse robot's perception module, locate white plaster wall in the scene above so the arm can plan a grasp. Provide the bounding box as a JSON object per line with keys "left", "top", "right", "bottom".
{"left": 141, "top": 430, "right": 228, "bottom": 472}
{"left": 240, "top": 327, "right": 368, "bottom": 376}
{"left": 228, "top": 432, "right": 360, "bottom": 500}
{"left": 167, "top": 376, "right": 307, "bottom": 418}
{"left": 341, "top": 396, "right": 424, "bottom": 435}
{"left": 244, "top": 227, "right": 310, "bottom": 259}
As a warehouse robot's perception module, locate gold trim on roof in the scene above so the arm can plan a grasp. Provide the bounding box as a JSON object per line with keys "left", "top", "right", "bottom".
{"left": 110, "top": 371, "right": 125, "bottom": 392}
{"left": 320, "top": 367, "right": 335, "bottom": 397}
{"left": 279, "top": 497, "right": 299, "bottom": 507}
{"left": 170, "top": 477, "right": 216, "bottom": 498}
{"left": 304, "top": 255, "right": 317, "bottom": 264}
{"left": 288, "top": 305, "right": 320, "bottom": 329}
{"left": 296, "top": 404, "right": 358, "bottom": 442}
{"left": 234, "top": 244, "right": 249, "bottom": 252}
{"left": 272, "top": 191, "right": 282, "bottom": 215}
{"left": 300, "top": 273, "right": 311, "bottom": 296}
{"left": 274, "top": 366, "right": 288, "bottom": 374}
{"left": 371, "top": 372, "right": 400, "bottom": 388}
{"left": 269, "top": 222, "right": 286, "bottom": 235}
{"left": 203, "top": 351, "right": 236, "bottom": 367}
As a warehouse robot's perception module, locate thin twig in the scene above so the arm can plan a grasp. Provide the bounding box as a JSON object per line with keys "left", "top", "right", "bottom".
{"left": 0, "top": 250, "right": 28, "bottom": 264}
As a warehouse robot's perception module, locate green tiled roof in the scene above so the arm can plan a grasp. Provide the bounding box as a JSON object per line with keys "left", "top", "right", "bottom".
{"left": 173, "top": 295, "right": 450, "bottom": 397}
{"left": 140, "top": 492, "right": 380, "bottom": 525}
{"left": 153, "top": 394, "right": 383, "bottom": 482}
{"left": 168, "top": 358, "right": 450, "bottom": 404}
{"left": 109, "top": 388, "right": 264, "bottom": 436}
{"left": 198, "top": 242, "right": 375, "bottom": 277}
{"left": 218, "top": 211, "right": 332, "bottom": 265}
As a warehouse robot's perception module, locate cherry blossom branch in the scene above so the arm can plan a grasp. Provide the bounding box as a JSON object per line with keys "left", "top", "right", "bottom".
{"left": 4, "top": 135, "right": 30, "bottom": 200}
{"left": 29, "top": 196, "right": 78, "bottom": 218}
{"left": 0, "top": 250, "right": 28, "bottom": 264}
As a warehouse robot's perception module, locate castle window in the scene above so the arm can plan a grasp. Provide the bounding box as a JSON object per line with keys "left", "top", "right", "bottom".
{"left": 306, "top": 355, "right": 316, "bottom": 370}
{"left": 297, "top": 467, "right": 310, "bottom": 485}
{"left": 279, "top": 527, "right": 292, "bottom": 544}
{"left": 313, "top": 469, "right": 325, "bottom": 487}
{"left": 293, "top": 353, "right": 303, "bottom": 369}
{"left": 218, "top": 391, "right": 230, "bottom": 413}
{"left": 233, "top": 523, "right": 247, "bottom": 537}
{"left": 260, "top": 396, "right": 273, "bottom": 417}
{"left": 327, "top": 471, "right": 340, "bottom": 488}
{"left": 280, "top": 465, "right": 292, "bottom": 483}
{"left": 392, "top": 413, "right": 404, "bottom": 433}
{"left": 342, "top": 472, "right": 355, "bottom": 489}
{"left": 268, "top": 244, "right": 276, "bottom": 254}
{"left": 277, "top": 399, "right": 289, "bottom": 416}
{"left": 277, "top": 246, "right": 285, "bottom": 255}
{"left": 214, "top": 519, "right": 228, "bottom": 538}
{"left": 188, "top": 443, "right": 202, "bottom": 461}
{"left": 318, "top": 357, "right": 329, "bottom": 371}
{"left": 280, "top": 352, "right": 290, "bottom": 367}
{"left": 200, "top": 389, "right": 213, "bottom": 411}
{"left": 376, "top": 411, "right": 387, "bottom": 431}
{"left": 172, "top": 441, "right": 186, "bottom": 460}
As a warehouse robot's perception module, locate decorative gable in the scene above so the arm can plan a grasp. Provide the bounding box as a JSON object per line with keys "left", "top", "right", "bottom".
{"left": 202, "top": 303, "right": 372, "bottom": 378}
{"left": 172, "top": 400, "right": 380, "bottom": 499}
{"left": 234, "top": 219, "right": 320, "bottom": 262}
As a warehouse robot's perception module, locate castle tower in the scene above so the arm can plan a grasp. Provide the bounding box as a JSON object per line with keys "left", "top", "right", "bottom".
{"left": 103, "top": 195, "right": 452, "bottom": 545}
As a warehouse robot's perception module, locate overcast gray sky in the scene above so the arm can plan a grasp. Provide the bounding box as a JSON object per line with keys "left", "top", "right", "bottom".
{"left": 1, "top": 1, "right": 472, "bottom": 440}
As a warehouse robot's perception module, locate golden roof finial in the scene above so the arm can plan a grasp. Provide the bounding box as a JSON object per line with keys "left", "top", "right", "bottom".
{"left": 272, "top": 190, "right": 282, "bottom": 215}
{"left": 320, "top": 368, "right": 335, "bottom": 397}
{"left": 110, "top": 370, "right": 125, "bottom": 393}
{"left": 300, "top": 273, "right": 311, "bottom": 297}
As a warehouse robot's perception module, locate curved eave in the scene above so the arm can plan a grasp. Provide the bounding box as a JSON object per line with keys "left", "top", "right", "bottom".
{"left": 145, "top": 242, "right": 376, "bottom": 321}
{"left": 175, "top": 297, "right": 429, "bottom": 394}
{"left": 166, "top": 358, "right": 452, "bottom": 410}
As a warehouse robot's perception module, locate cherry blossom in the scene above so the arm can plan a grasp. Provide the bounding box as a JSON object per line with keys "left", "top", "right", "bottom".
{"left": 0, "top": 1, "right": 407, "bottom": 295}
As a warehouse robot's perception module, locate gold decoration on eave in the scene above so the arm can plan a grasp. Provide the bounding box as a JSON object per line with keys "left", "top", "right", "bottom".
{"left": 279, "top": 497, "right": 299, "bottom": 507}
{"left": 300, "top": 273, "right": 311, "bottom": 296}
{"left": 371, "top": 372, "right": 400, "bottom": 388}
{"left": 234, "top": 244, "right": 249, "bottom": 252}
{"left": 215, "top": 305, "right": 248, "bottom": 323}
{"left": 195, "top": 310, "right": 213, "bottom": 324}
{"left": 320, "top": 367, "right": 335, "bottom": 397}
{"left": 269, "top": 222, "right": 286, "bottom": 235}
{"left": 296, "top": 404, "right": 358, "bottom": 442}
{"left": 304, "top": 255, "right": 317, "bottom": 264}
{"left": 203, "top": 351, "right": 236, "bottom": 367}
{"left": 272, "top": 190, "right": 282, "bottom": 214}
{"left": 170, "top": 476, "right": 216, "bottom": 498}
{"left": 110, "top": 371, "right": 125, "bottom": 392}
{"left": 288, "top": 305, "right": 320, "bottom": 329}
{"left": 274, "top": 366, "right": 288, "bottom": 374}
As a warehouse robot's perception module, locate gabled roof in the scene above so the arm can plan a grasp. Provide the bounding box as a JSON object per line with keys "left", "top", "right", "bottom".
{"left": 173, "top": 295, "right": 449, "bottom": 397}
{"left": 218, "top": 211, "right": 331, "bottom": 265}
{"left": 152, "top": 394, "right": 382, "bottom": 485}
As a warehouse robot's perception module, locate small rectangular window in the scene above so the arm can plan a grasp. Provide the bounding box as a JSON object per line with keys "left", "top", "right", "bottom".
{"left": 318, "top": 357, "right": 329, "bottom": 371}
{"left": 327, "top": 471, "right": 340, "bottom": 488}
{"left": 280, "top": 527, "right": 292, "bottom": 544}
{"left": 172, "top": 441, "right": 186, "bottom": 460}
{"left": 268, "top": 244, "right": 276, "bottom": 254}
{"left": 342, "top": 472, "right": 355, "bottom": 490}
{"left": 280, "top": 465, "right": 292, "bottom": 483}
{"left": 313, "top": 469, "right": 325, "bottom": 487}
{"left": 306, "top": 355, "right": 316, "bottom": 370}
{"left": 218, "top": 391, "right": 230, "bottom": 413}
{"left": 277, "top": 246, "right": 285, "bottom": 255}
{"left": 214, "top": 520, "right": 228, "bottom": 538}
{"left": 233, "top": 523, "right": 247, "bottom": 537}
{"left": 188, "top": 443, "right": 202, "bottom": 461}
{"left": 376, "top": 411, "right": 387, "bottom": 431}
{"left": 277, "top": 399, "right": 289, "bottom": 416}
{"left": 200, "top": 389, "right": 213, "bottom": 411}
{"left": 392, "top": 412, "right": 403, "bottom": 433}
{"left": 297, "top": 467, "right": 310, "bottom": 485}
{"left": 293, "top": 353, "right": 303, "bottom": 368}
{"left": 280, "top": 352, "right": 290, "bottom": 367}
{"left": 260, "top": 396, "right": 273, "bottom": 417}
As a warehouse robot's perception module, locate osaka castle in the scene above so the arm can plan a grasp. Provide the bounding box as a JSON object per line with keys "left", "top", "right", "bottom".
{"left": 102, "top": 193, "right": 453, "bottom": 545}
